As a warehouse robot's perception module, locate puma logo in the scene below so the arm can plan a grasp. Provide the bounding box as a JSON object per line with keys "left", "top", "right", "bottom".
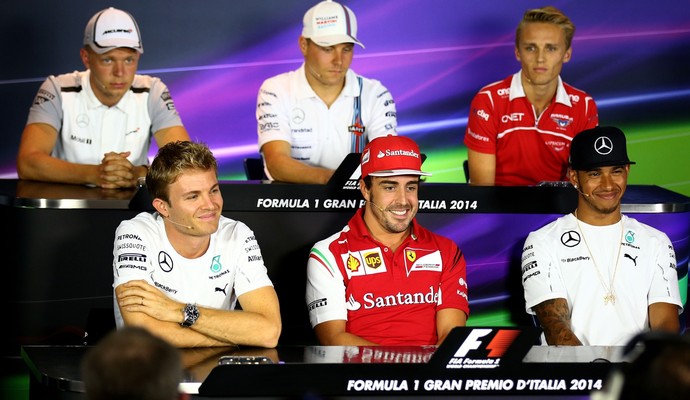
{"left": 215, "top": 283, "right": 228, "bottom": 296}
{"left": 624, "top": 253, "right": 637, "bottom": 266}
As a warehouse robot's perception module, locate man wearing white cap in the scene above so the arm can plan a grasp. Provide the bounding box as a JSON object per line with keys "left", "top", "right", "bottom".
{"left": 17, "top": 7, "right": 190, "bottom": 189}
{"left": 306, "top": 135, "right": 469, "bottom": 345}
{"left": 256, "top": 0, "right": 397, "bottom": 184}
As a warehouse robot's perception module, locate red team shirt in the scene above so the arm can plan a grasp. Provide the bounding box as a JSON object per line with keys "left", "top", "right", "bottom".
{"left": 306, "top": 208, "right": 469, "bottom": 345}
{"left": 464, "top": 72, "right": 598, "bottom": 186}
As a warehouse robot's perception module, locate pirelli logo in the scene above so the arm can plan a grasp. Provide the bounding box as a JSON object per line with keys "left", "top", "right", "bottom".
{"left": 118, "top": 253, "right": 146, "bottom": 263}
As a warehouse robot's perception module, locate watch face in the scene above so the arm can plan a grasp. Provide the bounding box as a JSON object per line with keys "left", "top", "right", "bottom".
{"left": 182, "top": 304, "right": 199, "bottom": 327}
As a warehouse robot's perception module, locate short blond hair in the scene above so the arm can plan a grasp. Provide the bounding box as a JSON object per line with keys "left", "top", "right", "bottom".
{"left": 516, "top": 6, "right": 575, "bottom": 49}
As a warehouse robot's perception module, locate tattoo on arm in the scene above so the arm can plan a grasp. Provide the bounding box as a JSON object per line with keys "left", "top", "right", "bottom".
{"left": 533, "top": 298, "right": 582, "bottom": 346}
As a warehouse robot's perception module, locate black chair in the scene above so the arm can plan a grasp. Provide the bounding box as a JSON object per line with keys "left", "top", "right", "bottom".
{"left": 243, "top": 157, "right": 267, "bottom": 180}
{"left": 463, "top": 159, "right": 470, "bottom": 183}
{"left": 83, "top": 307, "right": 116, "bottom": 345}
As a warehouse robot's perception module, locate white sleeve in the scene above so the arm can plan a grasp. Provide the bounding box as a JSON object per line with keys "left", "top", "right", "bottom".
{"left": 112, "top": 217, "right": 156, "bottom": 288}
{"left": 257, "top": 75, "right": 292, "bottom": 149}
{"left": 230, "top": 223, "right": 274, "bottom": 296}
{"left": 521, "top": 230, "right": 567, "bottom": 314}
{"left": 146, "top": 77, "right": 184, "bottom": 132}
{"left": 26, "top": 75, "right": 63, "bottom": 130}
{"left": 306, "top": 242, "right": 347, "bottom": 327}
{"left": 648, "top": 231, "right": 683, "bottom": 311}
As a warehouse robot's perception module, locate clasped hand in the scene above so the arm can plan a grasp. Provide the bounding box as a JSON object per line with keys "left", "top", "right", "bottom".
{"left": 99, "top": 151, "right": 140, "bottom": 189}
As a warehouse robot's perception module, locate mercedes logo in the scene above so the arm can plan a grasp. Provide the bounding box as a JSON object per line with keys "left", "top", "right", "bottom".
{"left": 292, "top": 108, "right": 305, "bottom": 124}
{"left": 594, "top": 136, "right": 613, "bottom": 155}
{"left": 76, "top": 114, "right": 89, "bottom": 128}
{"left": 561, "top": 231, "right": 581, "bottom": 247}
{"left": 158, "top": 251, "right": 173, "bottom": 272}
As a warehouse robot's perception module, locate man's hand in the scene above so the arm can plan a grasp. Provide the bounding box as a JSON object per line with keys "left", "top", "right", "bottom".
{"left": 116, "top": 280, "right": 184, "bottom": 324}
{"left": 99, "top": 151, "right": 143, "bottom": 189}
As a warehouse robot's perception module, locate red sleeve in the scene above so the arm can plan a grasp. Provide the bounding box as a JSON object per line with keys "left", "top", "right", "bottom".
{"left": 464, "top": 89, "right": 499, "bottom": 154}
{"left": 584, "top": 95, "right": 599, "bottom": 129}
{"left": 438, "top": 242, "right": 470, "bottom": 316}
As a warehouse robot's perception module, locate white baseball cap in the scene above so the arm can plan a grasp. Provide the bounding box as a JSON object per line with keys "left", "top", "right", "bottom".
{"left": 302, "top": 1, "right": 364, "bottom": 48}
{"left": 83, "top": 7, "right": 143, "bottom": 54}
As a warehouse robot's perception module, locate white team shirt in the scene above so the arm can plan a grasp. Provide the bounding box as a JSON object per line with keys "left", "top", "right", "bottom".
{"left": 26, "top": 70, "right": 183, "bottom": 166}
{"left": 522, "top": 213, "right": 682, "bottom": 346}
{"left": 256, "top": 64, "right": 397, "bottom": 172}
{"left": 112, "top": 212, "right": 273, "bottom": 327}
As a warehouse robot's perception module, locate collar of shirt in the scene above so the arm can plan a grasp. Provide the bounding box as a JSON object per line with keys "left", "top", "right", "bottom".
{"left": 348, "top": 207, "right": 421, "bottom": 246}
{"left": 509, "top": 70, "right": 572, "bottom": 107}
{"left": 295, "top": 63, "right": 360, "bottom": 101}
{"left": 81, "top": 69, "right": 131, "bottom": 111}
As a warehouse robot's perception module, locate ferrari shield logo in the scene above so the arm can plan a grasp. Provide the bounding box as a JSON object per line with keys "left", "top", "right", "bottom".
{"left": 406, "top": 250, "right": 417, "bottom": 263}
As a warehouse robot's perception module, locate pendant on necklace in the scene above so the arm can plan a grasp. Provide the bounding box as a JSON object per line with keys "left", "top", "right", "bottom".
{"left": 603, "top": 292, "right": 616, "bottom": 305}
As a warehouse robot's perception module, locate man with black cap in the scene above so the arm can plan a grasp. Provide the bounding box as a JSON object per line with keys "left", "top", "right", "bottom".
{"left": 306, "top": 135, "right": 469, "bottom": 345}
{"left": 256, "top": 0, "right": 397, "bottom": 184}
{"left": 17, "top": 7, "right": 190, "bottom": 189}
{"left": 521, "top": 126, "right": 682, "bottom": 346}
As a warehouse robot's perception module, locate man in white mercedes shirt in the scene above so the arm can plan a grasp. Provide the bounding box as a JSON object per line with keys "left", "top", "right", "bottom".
{"left": 521, "top": 126, "right": 682, "bottom": 346}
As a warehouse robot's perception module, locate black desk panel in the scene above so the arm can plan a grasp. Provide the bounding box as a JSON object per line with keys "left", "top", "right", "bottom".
{"left": 21, "top": 343, "right": 622, "bottom": 399}
{"left": 4, "top": 179, "right": 689, "bottom": 357}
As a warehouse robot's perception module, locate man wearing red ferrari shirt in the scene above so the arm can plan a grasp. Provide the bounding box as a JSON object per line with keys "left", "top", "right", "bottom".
{"left": 306, "top": 135, "right": 469, "bottom": 346}
{"left": 464, "top": 6, "right": 598, "bottom": 186}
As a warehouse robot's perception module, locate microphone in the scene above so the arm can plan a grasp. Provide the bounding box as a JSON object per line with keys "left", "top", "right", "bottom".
{"left": 574, "top": 185, "right": 590, "bottom": 197}
{"left": 368, "top": 201, "right": 387, "bottom": 213}
{"left": 167, "top": 217, "right": 193, "bottom": 230}
{"left": 307, "top": 63, "right": 322, "bottom": 79}
{"left": 92, "top": 76, "right": 108, "bottom": 91}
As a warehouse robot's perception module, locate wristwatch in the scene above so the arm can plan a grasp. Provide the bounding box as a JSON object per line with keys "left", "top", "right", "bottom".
{"left": 180, "top": 303, "right": 200, "bottom": 327}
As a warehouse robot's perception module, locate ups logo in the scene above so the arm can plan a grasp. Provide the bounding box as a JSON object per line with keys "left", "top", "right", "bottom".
{"left": 364, "top": 252, "right": 382, "bottom": 269}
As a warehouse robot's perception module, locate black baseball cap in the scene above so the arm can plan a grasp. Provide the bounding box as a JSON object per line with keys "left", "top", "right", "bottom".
{"left": 569, "top": 126, "right": 636, "bottom": 170}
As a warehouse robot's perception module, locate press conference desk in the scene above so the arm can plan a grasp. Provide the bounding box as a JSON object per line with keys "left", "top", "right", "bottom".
{"left": 3, "top": 179, "right": 690, "bottom": 358}
{"left": 21, "top": 343, "right": 622, "bottom": 399}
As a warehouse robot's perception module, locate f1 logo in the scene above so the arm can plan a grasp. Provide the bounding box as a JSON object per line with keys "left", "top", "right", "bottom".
{"left": 453, "top": 329, "right": 492, "bottom": 357}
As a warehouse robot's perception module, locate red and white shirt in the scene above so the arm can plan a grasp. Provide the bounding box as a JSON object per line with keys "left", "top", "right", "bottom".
{"left": 306, "top": 208, "right": 469, "bottom": 345}
{"left": 464, "top": 71, "right": 598, "bottom": 186}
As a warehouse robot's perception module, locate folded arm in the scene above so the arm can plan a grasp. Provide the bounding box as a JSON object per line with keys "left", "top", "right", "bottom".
{"left": 533, "top": 298, "right": 583, "bottom": 345}
{"left": 116, "top": 280, "right": 281, "bottom": 348}
{"left": 262, "top": 140, "right": 334, "bottom": 184}
{"left": 18, "top": 123, "right": 150, "bottom": 188}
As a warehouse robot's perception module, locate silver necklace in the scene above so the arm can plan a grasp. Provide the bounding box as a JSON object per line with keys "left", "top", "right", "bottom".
{"left": 574, "top": 211, "right": 623, "bottom": 305}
